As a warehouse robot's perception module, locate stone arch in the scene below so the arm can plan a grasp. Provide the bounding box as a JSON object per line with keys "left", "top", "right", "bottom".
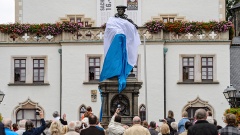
{"left": 110, "top": 94, "right": 130, "bottom": 116}
{"left": 182, "top": 96, "right": 214, "bottom": 117}
{"left": 139, "top": 104, "right": 146, "bottom": 121}
{"left": 13, "top": 98, "right": 44, "bottom": 116}
{"left": 79, "top": 104, "right": 87, "bottom": 120}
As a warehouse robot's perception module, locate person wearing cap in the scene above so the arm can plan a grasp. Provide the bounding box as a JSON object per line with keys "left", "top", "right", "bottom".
{"left": 52, "top": 111, "right": 68, "bottom": 125}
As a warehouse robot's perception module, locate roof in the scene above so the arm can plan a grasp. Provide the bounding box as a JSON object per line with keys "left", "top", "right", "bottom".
{"left": 231, "top": 2, "right": 240, "bottom": 10}
{"left": 231, "top": 36, "right": 240, "bottom": 45}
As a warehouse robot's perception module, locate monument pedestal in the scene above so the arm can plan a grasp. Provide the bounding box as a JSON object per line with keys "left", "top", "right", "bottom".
{"left": 99, "top": 77, "right": 142, "bottom": 128}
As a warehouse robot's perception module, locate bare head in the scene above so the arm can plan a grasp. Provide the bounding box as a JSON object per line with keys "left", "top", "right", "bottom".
{"left": 171, "top": 122, "right": 178, "bottom": 130}
{"left": 195, "top": 109, "right": 207, "bottom": 120}
{"left": 132, "top": 116, "right": 141, "bottom": 124}
{"left": 18, "top": 119, "right": 27, "bottom": 128}
{"left": 2, "top": 118, "right": 12, "bottom": 128}
{"left": 182, "top": 111, "right": 188, "bottom": 117}
{"left": 52, "top": 111, "right": 59, "bottom": 118}
{"left": 168, "top": 110, "right": 174, "bottom": 118}
{"left": 225, "top": 113, "right": 236, "bottom": 126}
{"left": 86, "top": 106, "right": 92, "bottom": 112}
{"left": 68, "top": 121, "right": 76, "bottom": 131}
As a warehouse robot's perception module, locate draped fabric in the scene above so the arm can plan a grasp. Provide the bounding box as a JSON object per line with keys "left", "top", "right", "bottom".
{"left": 100, "top": 17, "right": 140, "bottom": 93}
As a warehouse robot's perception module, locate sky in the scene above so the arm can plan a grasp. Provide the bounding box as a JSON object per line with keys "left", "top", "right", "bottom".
{"left": 0, "top": 0, "right": 15, "bottom": 24}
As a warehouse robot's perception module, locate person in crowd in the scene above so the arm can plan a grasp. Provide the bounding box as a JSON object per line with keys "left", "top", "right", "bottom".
{"left": 49, "top": 121, "right": 62, "bottom": 135}
{"left": 178, "top": 111, "right": 189, "bottom": 134}
{"left": 108, "top": 108, "right": 125, "bottom": 135}
{"left": 80, "top": 115, "right": 105, "bottom": 135}
{"left": 42, "top": 120, "right": 52, "bottom": 135}
{"left": 23, "top": 111, "right": 46, "bottom": 135}
{"left": 52, "top": 111, "right": 67, "bottom": 125}
{"left": 142, "top": 121, "right": 148, "bottom": 129}
{"left": 171, "top": 122, "right": 178, "bottom": 135}
{"left": 206, "top": 111, "right": 214, "bottom": 124}
{"left": 0, "top": 121, "right": 6, "bottom": 135}
{"left": 148, "top": 121, "right": 159, "bottom": 135}
{"left": 165, "top": 110, "right": 175, "bottom": 135}
{"left": 65, "top": 121, "right": 79, "bottom": 135}
{"left": 16, "top": 119, "right": 26, "bottom": 135}
{"left": 160, "top": 123, "right": 170, "bottom": 135}
{"left": 187, "top": 109, "right": 218, "bottom": 135}
{"left": 218, "top": 113, "right": 240, "bottom": 135}
{"left": 179, "top": 122, "right": 192, "bottom": 135}
{"left": 74, "top": 121, "right": 82, "bottom": 133}
{"left": 123, "top": 116, "right": 150, "bottom": 135}
{"left": 96, "top": 119, "right": 105, "bottom": 132}
{"left": 12, "top": 123, "right": 18, "bottom": 132}
{"left": 61, "top": 125, "right": 68, "bottom": 135}
{"left": 2, "top": 118, "right": 18, "bottom": 135}
{"left": 81, "top": 106, "right": 92, "bottom": 120}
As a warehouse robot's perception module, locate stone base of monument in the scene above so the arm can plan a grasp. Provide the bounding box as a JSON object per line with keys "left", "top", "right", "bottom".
{"left": 98, "top": 76, "right": 142, "bottom": 128}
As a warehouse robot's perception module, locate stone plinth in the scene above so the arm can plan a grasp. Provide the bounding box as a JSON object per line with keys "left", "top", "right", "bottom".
{"left": 98, "top": 77, "right": 142, "bottom": 128}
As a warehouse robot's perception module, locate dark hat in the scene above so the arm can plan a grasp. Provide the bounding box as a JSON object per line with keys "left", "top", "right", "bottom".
{"left": 116, "top": 5, "right": 127, "bottom": 9}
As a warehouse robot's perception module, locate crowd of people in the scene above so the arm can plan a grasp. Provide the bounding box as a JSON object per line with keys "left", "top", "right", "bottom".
{"left": 0, "top": 107, "right": 240, "bottom": 135}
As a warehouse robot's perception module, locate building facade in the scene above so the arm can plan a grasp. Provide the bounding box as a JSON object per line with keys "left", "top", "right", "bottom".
{"left": 0, "top": 0, "right": 230, "bottom": 126}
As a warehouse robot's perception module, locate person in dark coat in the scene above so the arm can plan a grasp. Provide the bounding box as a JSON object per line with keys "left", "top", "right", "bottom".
{"left": 187, "top": 109, "right": 218, "bottom": 135}
{"left": 80, "top": 115, "right": 104, "bottom": 135}
{"left": 148, "top": 121, "right": 159, "bottom": 135}
{"left": 165, "top": 110, "right": 175, "bottom": 135}
{"left": 23, "top": 111, "right": 46, "bottom": 135}
{"left": 0, "top": 122, "right": 6, "bottom": 135}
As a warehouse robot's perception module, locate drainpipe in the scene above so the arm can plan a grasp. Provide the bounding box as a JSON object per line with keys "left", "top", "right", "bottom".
{"left": 58, "top": 48, "right": 62, "bottom": 116}
{"left": 143, "top": 35, "right": 148, "bottom": 121}
{"left": 163, "top": 47, "right": 168, "bottom": 118}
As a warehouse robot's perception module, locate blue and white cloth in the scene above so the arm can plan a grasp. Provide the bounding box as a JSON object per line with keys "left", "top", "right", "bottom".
{"left": 100, "top": 17, "right": 141, "bottom": 93}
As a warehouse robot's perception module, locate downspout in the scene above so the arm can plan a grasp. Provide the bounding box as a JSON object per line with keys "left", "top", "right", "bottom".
{"left": 163, "top": 47, "right": 168, "bottom": 118}
{"left": 58, "top": 48, "right": 62, "bottom": 116}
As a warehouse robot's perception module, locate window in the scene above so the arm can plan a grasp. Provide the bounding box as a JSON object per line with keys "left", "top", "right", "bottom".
{"left": 201, "top": 57, "right": 213, "bottom": 80}
{"left": 182, "top": 57, "right": 194, "bottom": 81}
{"left": 186, "top": 107, "right": 210, "bottom": 122}
{"left": 10, "top": 56, "right": 48, "bottom": 85}
{"left": 33, "top": 59, "right": 45, "bottom": 82}
{"left": 58, "top": 14, "right": 95, "bottom": 27}
{"left": 16, "top": 109, "right": 41, "bottom": 127}
{"left": 14, "top": 59, "right": 26, "bottom": 83}
{"left": 139, "top": 104, "right": 146, "bottom": 121}
{"left": 79, "top": 105, "right": 86, "bottom": 120}
{"left": 163, "top": 18, "right": 175, "bottom": 23}
{"left": 89, "top": 57, "right": 100, "bottom": 81}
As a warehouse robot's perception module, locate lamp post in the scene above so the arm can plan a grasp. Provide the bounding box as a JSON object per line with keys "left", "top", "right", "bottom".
{"left": 223, "top": 84, "right": 240, "bottom": 108}
{"left": 0, "top": 90, "right": 5, "bottom": 104}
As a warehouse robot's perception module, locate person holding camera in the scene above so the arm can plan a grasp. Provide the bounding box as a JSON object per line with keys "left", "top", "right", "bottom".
{"left": 108, "top": 108, "right": 126, "bottom": 135}
{"left": 23, "top": 111, "right": 46, "bottom": 135}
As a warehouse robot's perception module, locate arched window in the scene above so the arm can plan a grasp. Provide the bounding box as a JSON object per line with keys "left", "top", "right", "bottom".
{"left": 14, "top": 99, "right": 44, "bottom": 127}
{"left": 182, "top": 96, "right": 214, "bottom": 122}
{"left": 139, "top": 104, "right": 146, "bottom": 121}
{"left": 79, "top": 105, "right": 87, "bottom": 120}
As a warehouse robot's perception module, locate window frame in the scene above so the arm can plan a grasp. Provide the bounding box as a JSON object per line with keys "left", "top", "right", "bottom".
{"left": 89, "top": 57, "right": 100, "bottom": 81}
{"left": 16, "top": 109, "right": 41, "bottom": 127}
{"left": 182, "top": 57, "right": 194, "bottom": 81}
{"left": 139, "top": 104, "right": 146, "bottom": 121}
{"left": 201, "top": 57, "right": 213, "bottom": 81}
{"left": 14, "top": 59, "right": 26, "bottom": 83}
{"left": 33, "top": 59, "right": 45, "bottom": 83}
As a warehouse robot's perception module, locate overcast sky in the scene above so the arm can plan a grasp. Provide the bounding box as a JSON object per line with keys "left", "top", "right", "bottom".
{"left": 0, "top": 0, "right": 15, "bottom": 24}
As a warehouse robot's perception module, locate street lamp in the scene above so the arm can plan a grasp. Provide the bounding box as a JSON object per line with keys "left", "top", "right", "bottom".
{"left": 0, "top": 90, "right": 5, "bottom": 104}
{"left": 223, "top": 84, "right": 240, "bottom": 108}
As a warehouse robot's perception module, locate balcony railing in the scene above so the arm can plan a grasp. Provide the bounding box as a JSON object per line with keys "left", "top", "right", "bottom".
{"left": 0, "top": 27, "right": 229, "bottom": 43}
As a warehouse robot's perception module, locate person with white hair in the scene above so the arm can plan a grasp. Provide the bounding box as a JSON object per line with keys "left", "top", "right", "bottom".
{"left": 52, "top": 111, "right": 67, "bottom": 125}
{"left": 16, "top": 119, "right": 27, "bottom": 135}
{"left": 170, "top": 122, "right": 178, "bottom": 135}
{"left": 2, "top": 118, "right": 18, "bottom": 135}
{"left": 65, "top": 121, "right": 79, "bottom": 135}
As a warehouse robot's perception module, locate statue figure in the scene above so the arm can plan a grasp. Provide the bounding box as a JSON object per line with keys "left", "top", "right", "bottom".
{"left": 100, "top": 5, "right": 141, "bottom": 93}
{"left": 114, "top": 5, "right": 138, "bottom": 29}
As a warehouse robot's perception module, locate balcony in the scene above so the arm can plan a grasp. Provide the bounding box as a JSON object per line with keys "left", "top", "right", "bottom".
{"left": 0, "top": 27, "right": 229, "bottom": 43}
